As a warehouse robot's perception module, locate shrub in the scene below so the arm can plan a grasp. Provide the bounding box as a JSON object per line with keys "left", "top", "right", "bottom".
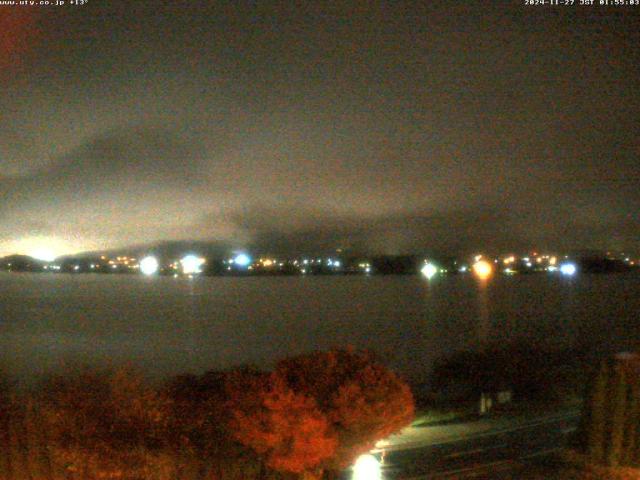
{"left": 38, "top": 367, "right": 170, "bottom": 479}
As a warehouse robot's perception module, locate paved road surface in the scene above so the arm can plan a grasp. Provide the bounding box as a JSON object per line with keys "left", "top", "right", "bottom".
{"left": 353, "top": 410, "right": 580, "bottom": 479}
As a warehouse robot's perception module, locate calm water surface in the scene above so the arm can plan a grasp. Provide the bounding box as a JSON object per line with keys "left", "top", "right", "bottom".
{"left": 1, "top": 272, "right": 639, "bottom": 384}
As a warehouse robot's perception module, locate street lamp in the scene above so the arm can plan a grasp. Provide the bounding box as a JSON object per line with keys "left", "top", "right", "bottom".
{"left": 139, "top": 256, "right": 159, "bottom": 275}
{"left": 353, "top": 454, "right": 381, "bottom": 480}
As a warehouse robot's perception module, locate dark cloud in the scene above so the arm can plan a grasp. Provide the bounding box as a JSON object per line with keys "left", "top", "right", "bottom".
{"left": 0, "top": 2, "right": 639, "bottom": 257}
{"left": 194, "top": 202, "right": 636, "bottom": 257}
{"left": 0, "top": 8, "right": 41, "bottom": 74}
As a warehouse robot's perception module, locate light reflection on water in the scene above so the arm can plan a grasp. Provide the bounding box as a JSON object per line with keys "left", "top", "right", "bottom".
{"left": 0, "top": 272, "right": 639, "bottom": 385}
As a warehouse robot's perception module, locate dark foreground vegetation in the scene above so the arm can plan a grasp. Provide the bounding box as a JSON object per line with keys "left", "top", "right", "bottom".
{"left": 425, "top": 342, "right": 595, "bottom": 410}
{"left": 516, "top": 352, "right": 640, "bottom": 480}
{"left": 0, "top": 348, "right": 414, "bottom": 480}
{"left": 578, "top": 352, "right": 640, "bottom": 470}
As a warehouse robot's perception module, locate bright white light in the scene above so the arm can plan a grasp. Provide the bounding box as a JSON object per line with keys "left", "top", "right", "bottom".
{"left": 560, "top": 263, "right": 577, "bottom": 276}
{"left": 548, "top": 265, "right": 558, "bottom": 272}
{"left": 181, "top": 255, "right": 206, "bottom": 274}
{"left": 6, "top": 236, "right": 76, "bottom": 262}
{"left": 139, "top": 256, "right": 159, "bottom": 275}
{"left": 365, "top": 267, "right": 371, "bottom": 273}
{"left": 233, "top": 253, "right": 251, "bottom": 267}
{"left": 334, "top": 260, "right": 341, "bottom": 267}
{"left": 30, "top": 247, "right": 57, "bottom": 262}
{"left": 353, "top": 454, "right": 381, "bottom": 480}
{"left": 421, "top": 263, "right": 438, "bottom": 279}
{"left": 459, "top": 266, "right": 468, "bottom": 272}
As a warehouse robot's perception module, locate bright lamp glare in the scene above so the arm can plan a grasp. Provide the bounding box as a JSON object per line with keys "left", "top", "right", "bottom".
{"left": 421, "top": 263, "right": 438, "bottom": 279}
{"left": 181, "top": 255, "right": 205, "bottom": 274}
{"left": 30, "top": 247, "right": 57, "bottom": 262}
{"left": 472, "top": 260, "right": 493, "bottom": 279}
{"left": 234, "top": 253, "right": 251, "bottom": 267}
{"left": 139, "top": 256, "right": 159, "bottom": 275}
{"left": 353, "top": 454, "right": 381, "bottom": 480}
{"left": 560, "top": 263, "right": 577, "bottom": 276}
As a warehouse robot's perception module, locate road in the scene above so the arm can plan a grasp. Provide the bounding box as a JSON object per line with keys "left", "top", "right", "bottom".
{"left": 366, "top": 410, "right": 580, "bottom": 479}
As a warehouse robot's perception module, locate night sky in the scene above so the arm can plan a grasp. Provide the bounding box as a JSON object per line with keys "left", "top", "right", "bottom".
{"left": 1, "top": 2, "right": 638, "bottom": 258}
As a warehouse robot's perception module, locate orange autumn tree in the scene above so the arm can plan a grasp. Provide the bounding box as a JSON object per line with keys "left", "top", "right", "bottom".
{"left": 226, "top": 370, "right": 337, "bottom": 476}
{"left": 276, "top": 347, "right": 415, "bottom": 469}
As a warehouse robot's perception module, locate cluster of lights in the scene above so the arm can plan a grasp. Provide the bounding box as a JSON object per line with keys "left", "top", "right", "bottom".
{"left": 418, "top": 253, "right": 576, "bottom": 281}
{"left": 224, "top": 255, "right": 345, "bottom": 273}
{"left": 14, "top": 244, "right": 632, "bottom": 279}
{"left": 358, "top": 262, "right": 372, "bottom": 273}
{"left": 180, "top": 255, "right": 206, "bottom": 274}
{"left": 140, "top": 254, "right": 208, "bottom": 276}
{"left": 503, "top": 256, "right": 516, "bottom": 265}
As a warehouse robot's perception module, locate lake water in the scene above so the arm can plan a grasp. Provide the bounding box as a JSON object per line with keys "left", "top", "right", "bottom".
{"left": 1, "top": 272, "right": 639, "bottom": 386}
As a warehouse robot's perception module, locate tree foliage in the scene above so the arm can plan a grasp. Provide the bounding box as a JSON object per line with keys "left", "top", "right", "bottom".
{"left": 0, "top": 349, "right": 415, "bottom": 479}
{"left": 580, "top": 353, "right": 640, "bottom": 468}
{"left": 38, "top": 367, "right": 169, "bottom": 478}
{"left": 227, "top": 371, "right": 337, "bottom": 474}
{"left": 276, "top": 347, "right": 415, "bottom": 469}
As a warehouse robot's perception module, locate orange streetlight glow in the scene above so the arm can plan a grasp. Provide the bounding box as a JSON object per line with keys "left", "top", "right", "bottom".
{"left": 472, "top": 260, "right": 493, "bottom": 279}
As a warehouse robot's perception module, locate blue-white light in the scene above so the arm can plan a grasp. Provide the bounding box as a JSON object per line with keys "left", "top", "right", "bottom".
{"left": 233, "top": 253, "right": 251, "bottom": 267}
{"left": 560, "top": 263, "right": 577, "bottom": 276}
